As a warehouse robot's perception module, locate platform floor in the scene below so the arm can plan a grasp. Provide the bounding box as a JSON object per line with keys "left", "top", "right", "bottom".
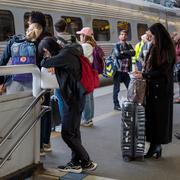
{"left": 41, "top": 84, "right": 180, "bottom": 180}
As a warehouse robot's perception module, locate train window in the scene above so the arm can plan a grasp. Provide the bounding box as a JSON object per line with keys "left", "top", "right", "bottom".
{"left": 117, "top": 21, "right": 131, "bottom": 41}
{"left": 24, "top": 13, "right": 54, "bottom": 35}
{"left": 92, "top": 19, "right": 110, "bottom": 41}
{"left": 137, "top": 23, "right": 148, "bottom": 40}
{"left": 0, "top": 10, "right": 15, "bottom": 41}
{"left": 61, "top": 16, "right": 82, "bottom": 36}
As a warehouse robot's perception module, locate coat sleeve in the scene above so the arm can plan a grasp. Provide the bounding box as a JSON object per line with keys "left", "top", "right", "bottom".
{"left": 41, "top": 51, "right": 69, "bottom": 68}
{"left": 142, "top": 63, "right": 170, "bottom": 79}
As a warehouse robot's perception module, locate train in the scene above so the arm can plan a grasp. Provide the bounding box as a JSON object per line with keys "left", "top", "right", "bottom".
{"left": 0, "top": 0, "right": 180, "bottom": 85}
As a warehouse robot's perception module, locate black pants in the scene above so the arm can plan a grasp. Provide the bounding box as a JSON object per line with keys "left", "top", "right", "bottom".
{"left": 61, "top": 96, "right": 90, "bottom": 166}
{"left": 113, "top": 71, "right": 130, "bottom": 106}
{"left": 40, "top": 92, "right": 51, "bottom": 148}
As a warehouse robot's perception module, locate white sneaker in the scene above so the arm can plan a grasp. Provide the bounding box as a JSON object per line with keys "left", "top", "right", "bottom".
{"left": 82, "top": 162, "right": 98, "bottom": 171}
{"left": 40, "top": 149, "right": 46, "bottom": 156}
{"left": 57, "top": 161, "right": 82, "bottom": 173}
{"left": 43, "top": 143, "right": 52, "bottom": 152}
{"left": 81, "top": 120, "right": 93, "bottom": 127}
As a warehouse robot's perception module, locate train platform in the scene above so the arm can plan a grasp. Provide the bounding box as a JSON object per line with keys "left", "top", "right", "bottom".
{"left": 39, "top": 83, "right": 180, "bottom": 180}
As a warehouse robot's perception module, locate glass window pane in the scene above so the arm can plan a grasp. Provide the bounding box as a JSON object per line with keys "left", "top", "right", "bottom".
{"left": 61, "top": 16, "right": 82, "bottom": 36}
{"left": 137, "top": 23, "right": 148, "bottom": 40}
{"left": 0, "top": 10, "right": 15, "bottom": 41}
{"left": 92, "top": 19, "right": 110, "bottom": 41}
{"left": 117, "top": 21, "right": 131, "bottom": 41}
{"left": 24, "top": 12, "right": 54, "bottom": 35}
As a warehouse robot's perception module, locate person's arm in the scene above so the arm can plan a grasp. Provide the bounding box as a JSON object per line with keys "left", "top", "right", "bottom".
{"left": 133, "top": 63, "right": 170, "bottom": 79}
{"left": 41, "top": 48, "right": 74, "bottom": 68}
{"left": 114, "top": 43, "right": 135, "bottom": 59}
{"left": 81, "top": 43, "right": 93, "bottom": 63}
{"left": 120, "top": 44, "right": 135, "bottom": 58}
{"left": 41, "top": 53, "right": 67, "bottom": 68}
{"left": 142, "top": 63, "right": 170, "bottom": 79}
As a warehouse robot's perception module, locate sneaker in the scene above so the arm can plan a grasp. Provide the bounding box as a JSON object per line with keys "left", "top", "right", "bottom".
{"left": 174, "top": 132, "right": 180, "bottom": 139}
{"left": 57, "top": 161, "right": 82, "bottom": 173}
{"left": 40, "top": 149, "right": 46, "bottom": 156}
{"left": 81, "top": 120, "right": 93, "bottom": 127}
{"left": 114, "top": 106, "right": 121, "bottom": 111}
{"left": 82, "top": 162, "right": 97, "bottom": 171}
{"left": 43, "top": 143, "right": 52, "bottom": 152}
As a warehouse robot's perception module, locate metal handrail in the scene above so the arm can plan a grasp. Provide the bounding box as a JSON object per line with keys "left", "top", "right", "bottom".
{"left": 0, "top": 89, "right": 49, "bottom": 148}
{"left": 0, "top": 105, "right": 50, "bottom": 168}
{"left": 0, "top": 64, "right": 41, "bottom": 97}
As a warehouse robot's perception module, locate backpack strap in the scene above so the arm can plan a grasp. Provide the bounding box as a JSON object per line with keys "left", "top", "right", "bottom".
{"left": 57, "top": 36, "right": 68, "bottom": 44}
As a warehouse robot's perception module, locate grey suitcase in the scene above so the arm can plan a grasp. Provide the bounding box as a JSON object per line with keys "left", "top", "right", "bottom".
{"left": 121, "top": 101, "right": 145, "bottom": 161}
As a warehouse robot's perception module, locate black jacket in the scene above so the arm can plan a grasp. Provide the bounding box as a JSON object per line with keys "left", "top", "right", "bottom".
{"left": 41, "top": 47, "right": 86, "bottom": 105}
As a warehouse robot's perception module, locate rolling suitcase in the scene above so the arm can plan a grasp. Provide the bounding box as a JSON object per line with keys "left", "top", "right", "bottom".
{"left": 121, "top": 101, "right": 145, "bottom": 161}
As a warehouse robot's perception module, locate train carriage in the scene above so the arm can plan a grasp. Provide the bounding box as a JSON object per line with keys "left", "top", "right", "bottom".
{"left": 0, "top": 0, "right": 180, "bottom": 58}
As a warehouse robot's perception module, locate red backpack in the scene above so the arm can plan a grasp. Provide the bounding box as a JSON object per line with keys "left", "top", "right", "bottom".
{"left": 79, "top": 55, "right": 100, "bottom": 94}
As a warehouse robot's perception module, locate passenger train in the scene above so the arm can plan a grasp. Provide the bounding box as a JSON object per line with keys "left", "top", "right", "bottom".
{"left": 0, "top": 0, "right": 180, "bottom": 58}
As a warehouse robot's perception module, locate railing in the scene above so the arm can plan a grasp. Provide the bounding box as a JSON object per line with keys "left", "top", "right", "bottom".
{"left": 0, "top": 64, "right": 41, "bottom": 97}
{"left": 0, "top": 65, "right": 45, "bottom": 170}
{"left": 0, "top": 89, "right": 49, "bottom": 151}
{"left": 0, "top": 104, "right": 50, "bottom": 168}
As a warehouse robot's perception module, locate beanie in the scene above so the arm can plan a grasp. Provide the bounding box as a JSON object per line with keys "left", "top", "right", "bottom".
{"left": 29, "top": 11, "right": 46, "bottom": 29}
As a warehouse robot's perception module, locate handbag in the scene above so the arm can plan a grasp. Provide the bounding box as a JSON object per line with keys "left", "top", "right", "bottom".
{"left": 127, "top": 74, "right": 146, "bottom": 104}
{"left": 41, "top": 67, "right": 59, "bottom": 89}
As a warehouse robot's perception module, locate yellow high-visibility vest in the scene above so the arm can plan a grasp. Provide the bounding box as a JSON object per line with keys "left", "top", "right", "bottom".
{"left": 132, "top": 40, "right": 144, "bottom": 63}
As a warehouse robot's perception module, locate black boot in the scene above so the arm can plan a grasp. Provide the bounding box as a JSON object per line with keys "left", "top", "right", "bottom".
{"left": 144, "top": 144, "right": 162, "bottom": 159}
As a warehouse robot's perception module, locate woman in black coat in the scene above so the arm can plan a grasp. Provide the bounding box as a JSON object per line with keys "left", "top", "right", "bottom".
{"left": 134, "top": 23, "right": 176, "bottom": 159}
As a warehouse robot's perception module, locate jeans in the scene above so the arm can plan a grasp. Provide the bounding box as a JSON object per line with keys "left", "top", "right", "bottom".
{"left": 136, "top": 61, "right": 142, "bottom": 71}
{"left": 40, "top": 92, "right": 51, "bottom": 148}
{"left": 82, "top": 92, "right": 94, "bottom": 122}
{"left": 55, "top": 89, "right": 64, "bottom": 117}
{"left": 113, "top": 71, "right": 130, "bottom": 107}
{"left": 61, "top": 96, "right": 91, "bottom": 166}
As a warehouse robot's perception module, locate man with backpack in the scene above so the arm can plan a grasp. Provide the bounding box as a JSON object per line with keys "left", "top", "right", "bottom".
{"left": 112, "top": 30, "right": 135, "bottom": 111}
{"left": 53, "top": 18, "right": 83, "bottom": 119}
{"left": 0, "top": 23, "right": 40, "bottom": 94}
{"left": 0, "top": 11, "right": 52, "bottom": 156}
{"left": 0, "top": 11, "right": 49, "bottom": 94}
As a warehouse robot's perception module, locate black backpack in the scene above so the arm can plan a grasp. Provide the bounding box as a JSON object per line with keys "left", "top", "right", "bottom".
{"left": 56, "top": 35, "right": 83, "bottom": 54}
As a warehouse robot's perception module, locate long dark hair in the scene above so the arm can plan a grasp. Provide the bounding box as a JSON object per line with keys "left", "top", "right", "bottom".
{"left": 148, "top": 23, "right": 175, "bottom": 66}
{"left": 38, "top": 36, "right": 61, "bottom": 56}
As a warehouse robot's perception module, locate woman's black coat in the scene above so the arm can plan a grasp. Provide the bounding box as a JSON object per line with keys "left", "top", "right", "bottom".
{"left": 143, "top": 51, "right": 174, "bottom": 144}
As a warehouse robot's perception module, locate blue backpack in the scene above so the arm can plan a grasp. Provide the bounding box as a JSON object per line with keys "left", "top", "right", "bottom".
{"left": 103, "top": 55, "right": 117, "bottom": 78}
{"left": 11, "top": 37, "right": 36, "bottom": 82}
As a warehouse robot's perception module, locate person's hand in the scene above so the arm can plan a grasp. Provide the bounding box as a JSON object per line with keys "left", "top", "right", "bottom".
{"left": 133, "top": 71, "right": 142, "bottom": 79}
{"left": 48, "top": 68, "right": 55, "bottom": 74}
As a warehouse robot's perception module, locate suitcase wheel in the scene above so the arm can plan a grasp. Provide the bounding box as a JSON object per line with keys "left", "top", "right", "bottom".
{"left": 123, "top": 156, "right": 131, "bottom": 162}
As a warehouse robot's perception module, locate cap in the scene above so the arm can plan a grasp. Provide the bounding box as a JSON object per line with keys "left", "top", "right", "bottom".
{"left": 76, "top": 27, "right": 93, "bottom": 36}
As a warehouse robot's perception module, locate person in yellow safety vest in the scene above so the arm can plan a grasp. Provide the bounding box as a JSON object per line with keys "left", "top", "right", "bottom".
{"left": 132, "top": 34, "right": 147, "bottom": 71}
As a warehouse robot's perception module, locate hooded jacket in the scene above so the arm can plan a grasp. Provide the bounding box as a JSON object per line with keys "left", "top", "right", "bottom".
{"left": 41, "top": 46, "right": 86, "bottom": 105}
